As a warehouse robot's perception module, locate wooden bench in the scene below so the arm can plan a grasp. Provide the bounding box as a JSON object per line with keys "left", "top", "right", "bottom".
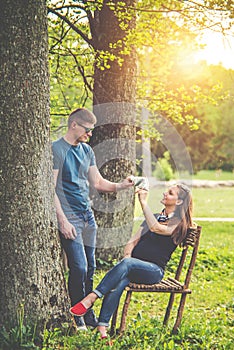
{"left": 110, "top": 225, "right": 202, "bottom": 334}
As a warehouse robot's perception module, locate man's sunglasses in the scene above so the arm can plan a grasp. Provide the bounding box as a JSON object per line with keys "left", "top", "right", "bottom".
{"left": 76, "top": 122, "right": 94, "bottom": 134}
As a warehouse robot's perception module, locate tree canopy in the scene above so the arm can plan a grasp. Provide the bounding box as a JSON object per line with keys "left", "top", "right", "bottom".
{"left": 48, "top": 0, "right": 234, "bottom": 172}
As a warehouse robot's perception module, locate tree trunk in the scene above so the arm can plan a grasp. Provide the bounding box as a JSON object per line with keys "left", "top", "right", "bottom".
{"left": 142, "top": 108, "right": 152, "bottom": 177}
{"left": 90, "top": 0, "right": 137, "bottom": 261}
{"left": 0, "top": 0, "right": 69, "bottom": 329}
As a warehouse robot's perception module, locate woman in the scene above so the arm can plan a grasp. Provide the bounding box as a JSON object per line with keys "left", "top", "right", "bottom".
{"left": 70, "top": 183, "right": 193, "bottom": 339}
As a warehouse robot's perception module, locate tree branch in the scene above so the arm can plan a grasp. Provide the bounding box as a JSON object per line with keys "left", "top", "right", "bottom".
{"left": 48, "top": 7, "right": 95, "bottom": 48}
{"left": 82, "top": 1, "right": 98, "bottom": 42}
{"left": 67, "top": 47, "right": 93, "bottom": 93}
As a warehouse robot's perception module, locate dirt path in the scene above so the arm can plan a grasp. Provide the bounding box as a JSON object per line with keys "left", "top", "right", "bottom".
{"left": 135, "top": 217, "right": 234, "bottom": 222}
{"left": 194, "top": 217, "right": 234, "bottom": 221}
{"left": 149, "top": 178, "right": 234, "bottom": 188}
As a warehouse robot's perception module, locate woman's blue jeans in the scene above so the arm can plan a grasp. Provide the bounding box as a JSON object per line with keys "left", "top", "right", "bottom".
{"left": 93, "top": 257, "right": 164, "bottom": 327}
{"left": 60, "top": 209, "right": 97, "bottom": 306}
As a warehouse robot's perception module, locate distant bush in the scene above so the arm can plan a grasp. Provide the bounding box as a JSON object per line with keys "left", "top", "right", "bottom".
{"left": 152, "top": 151, "right": 174, "bottom": 181}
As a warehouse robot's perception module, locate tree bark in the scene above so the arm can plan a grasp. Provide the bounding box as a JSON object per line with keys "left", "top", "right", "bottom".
{"left": 90, "top": 0, "right": 137, "bottom": 261}
{"left": 0, "top": 0, "right": 69, "bottom": 329}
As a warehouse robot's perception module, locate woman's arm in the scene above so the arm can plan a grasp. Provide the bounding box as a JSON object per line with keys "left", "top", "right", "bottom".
{"left": 137, "top": 190, "right": 177, "bottom": 235}
{"left": 123, "top": 226, "right": 143, "bottom": 257}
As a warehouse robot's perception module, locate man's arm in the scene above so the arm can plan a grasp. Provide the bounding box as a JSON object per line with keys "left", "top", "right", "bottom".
{"left": 88, "top": 165, "right": 133, "bottom": 192}
{"left": 53, "top": 169, "right": 77, "bottom": 240}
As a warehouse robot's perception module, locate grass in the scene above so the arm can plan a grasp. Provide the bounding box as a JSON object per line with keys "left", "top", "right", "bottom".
{"left": 174, "top": 170, "right": 234, "bottom": 181}
{"left": 192, "top": 187, "right": 234, "bottom": 218}
{"left": 1, "top": 170, "right": 233, "bottom": 349}
{"left": 191, "top": 170, "right": 234, "bottom": 181}
{"left": 134, "top": 187, "right": 234, "bottom": 219}
{"left": 36, "top": 221, "right": 234, "bottom": 349}
{"left": 42, "top": 173, "right": 234, "bottom": 349}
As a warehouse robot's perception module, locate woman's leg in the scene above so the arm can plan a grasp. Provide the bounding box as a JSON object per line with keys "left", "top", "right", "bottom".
{"left": 71, "top": 257, "right": 163, "bottom": 328}
{"left": 97, "top": 276, "right": 130, "bottom": 327}
{"left": 96, "top": 257, "right": 164, "bottom": 327}
{"left": 97, "top": 325, "right": 108, "bottom": 338}
{"left": 95, "top": 257, "right": 163, "bottom": 297}
{"left": 75, "top": 258, "right": 133, "bottom": 310}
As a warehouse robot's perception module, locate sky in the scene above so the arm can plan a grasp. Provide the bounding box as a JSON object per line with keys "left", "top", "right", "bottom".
{"left": 194, "top": 31, "right": 234, "bottom": 69}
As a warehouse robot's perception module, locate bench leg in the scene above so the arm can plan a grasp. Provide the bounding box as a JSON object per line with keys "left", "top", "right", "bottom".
{"left": 119, "top": 291, "right": 132, "bottom": 333}
{"left": 163, "top": 293, "right": 175, "bottom": 326}
{"left": 172, "top": 293, "right": 187, "bottom": 334}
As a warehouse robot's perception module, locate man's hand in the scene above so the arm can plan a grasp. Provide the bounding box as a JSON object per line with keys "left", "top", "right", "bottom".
{"left": 116, "top": 177, "right": 134, "bottom": 191}
{"left": 59, "top": 218, "right": 77, "bottom": 240}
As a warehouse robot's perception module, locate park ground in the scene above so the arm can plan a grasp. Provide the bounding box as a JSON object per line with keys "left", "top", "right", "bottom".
{"left": 41, "top": 174, "right": 234, "bottom": 349}
{"left": 1, "top": 171, "right": 233, "bottom": 349}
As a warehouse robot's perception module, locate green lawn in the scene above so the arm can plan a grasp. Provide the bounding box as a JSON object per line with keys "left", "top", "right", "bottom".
{"left": 192, "top": 187, "right": 234, "bottom": 218}
{"left": 2, "top": 172, "right": 234, "bottom": 350}
{"left": 192, "top": 170, "right": 234, "bottom": 181}
{"left": 175, "top": 170, "right": 234, "bottom": 181}
{"left": 134, "top": 187, "right": 234, "bottom": 220}
{"left": 3, "top": 224, "right": 232, "bottom": 349}
{"left": 38, "top": 221, "right": 233, "bottom": 349}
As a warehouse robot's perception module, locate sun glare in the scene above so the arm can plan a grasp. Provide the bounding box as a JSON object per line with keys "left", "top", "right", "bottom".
{"left": 194, "top": 31, "right": 234, "bottom": 69}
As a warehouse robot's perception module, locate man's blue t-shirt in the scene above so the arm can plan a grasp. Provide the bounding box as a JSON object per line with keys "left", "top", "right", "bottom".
{"left": 52, "top": 138, "right": 96, "bottom": 215}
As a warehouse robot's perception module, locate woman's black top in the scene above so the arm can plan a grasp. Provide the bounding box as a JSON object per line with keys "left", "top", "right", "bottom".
{"left": 131, "top": 215, "right": 178, "bottom": 270}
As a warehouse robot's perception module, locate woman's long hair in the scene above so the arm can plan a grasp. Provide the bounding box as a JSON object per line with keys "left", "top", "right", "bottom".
{"left": 171, "top": 184, "right": 193, "bottom": 245}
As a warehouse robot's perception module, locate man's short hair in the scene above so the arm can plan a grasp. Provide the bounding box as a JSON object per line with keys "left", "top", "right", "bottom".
{"left": 68, "top": 108, "right": 97, "bottom": 128}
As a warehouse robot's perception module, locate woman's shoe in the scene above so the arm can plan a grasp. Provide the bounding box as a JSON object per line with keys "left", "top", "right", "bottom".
{"left": 101, "top": 335, "right": 107, "bottom": 339}
{"left": 100, "top": 335, "right": 113, "bottom": 346}
{"left": 70, "top": 302, "right": 91, "bottom": 316}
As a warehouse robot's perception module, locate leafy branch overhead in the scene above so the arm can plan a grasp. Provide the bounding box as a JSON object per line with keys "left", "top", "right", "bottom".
{"left": 48, "top": 1, "right": 234, "bottom": 171}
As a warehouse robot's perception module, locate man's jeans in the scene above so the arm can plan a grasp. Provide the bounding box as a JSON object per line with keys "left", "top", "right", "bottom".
{"left": 93, "top": 257, "right": 164, "bottom": 327}
{"left": 60, "top": 209, "right": 97, "bottom": 305}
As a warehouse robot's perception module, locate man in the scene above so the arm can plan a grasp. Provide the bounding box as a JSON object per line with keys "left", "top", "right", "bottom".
{"left": 52, "top": 108, "right": 133, "bottom": 330}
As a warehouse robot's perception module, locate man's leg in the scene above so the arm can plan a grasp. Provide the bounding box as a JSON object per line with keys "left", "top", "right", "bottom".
{"left": 61, "top": 237, "right": 87, "bottom": 304}
{"left": 83, "top": 209, "right": 98, "bottom": 328}
{"left": 60, "top": 214, "right": 88, "bottom": 330}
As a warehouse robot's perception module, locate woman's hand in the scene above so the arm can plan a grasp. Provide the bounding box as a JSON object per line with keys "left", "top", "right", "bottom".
{"left": 136, "top": 188, "right": 148, "bottom": 206}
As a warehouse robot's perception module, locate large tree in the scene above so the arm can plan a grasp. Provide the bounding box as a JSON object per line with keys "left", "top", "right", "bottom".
{"left": 90, "top": 1, "right": 137, "bottom": 260}
{"left": 0, "top": 0, "right": 69, "bottom": 330}
{"left": 48, "top": 0, "right": 137, "bottom": 261}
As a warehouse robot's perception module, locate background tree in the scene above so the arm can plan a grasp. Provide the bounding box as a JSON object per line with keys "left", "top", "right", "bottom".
{"left": 197, "top": 64, "right": 234, "bottom": 171}
{"left": 89, "top": 1, "right": 137, "bottom": 260}
{"left": 0, "top": 0, "right": 69, "bottom": 330}
{"left": 48, "top": 0, "right": 137, "bottom": 261}
{"left": 149, "top": 60, "right": 233, "bottom": 174}
{"left": 163, "top": 63, "right": 234, "bottom": 173}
